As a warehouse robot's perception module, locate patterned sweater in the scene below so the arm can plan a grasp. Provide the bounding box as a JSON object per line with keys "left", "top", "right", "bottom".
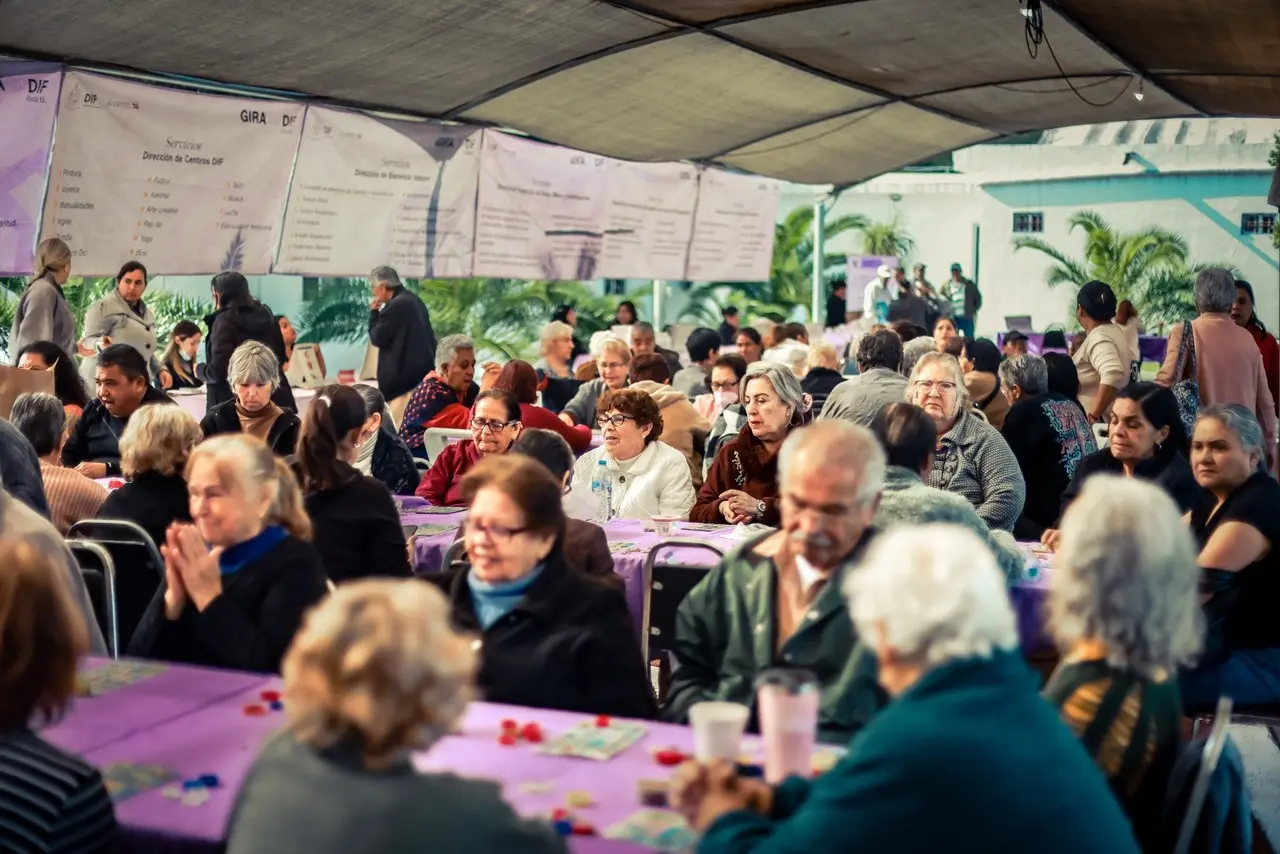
{"left": 40, "top": 462, "right": 108, "bottom": 535}
{"left": 926, "top": 410, "right": 1026, "bottom": 532}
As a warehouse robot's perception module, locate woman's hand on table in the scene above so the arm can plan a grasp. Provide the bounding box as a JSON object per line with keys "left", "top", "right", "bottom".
{"left": 1040, "top": 528, "right": 1061, "bottom": 552}
{"left": 718, "top": 490, "right": 759, "bottom": 524}
{"left": 74, "top": 462, "right": 109, "bottom": 479}
{"left": 166, "top": 524, "right": 223, "bottom": 611}
{"left": 670, "top": 760, "right": 772, "bottom": 831}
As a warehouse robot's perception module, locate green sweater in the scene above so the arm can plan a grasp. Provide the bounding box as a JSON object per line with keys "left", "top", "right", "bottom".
{"left": 699, "top": 651, "right": 1141, "bottom": 854}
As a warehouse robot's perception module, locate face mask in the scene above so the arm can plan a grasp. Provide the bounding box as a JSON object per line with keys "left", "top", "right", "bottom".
{"left": 714, "top": 389, "right": 738, "bottom": 409}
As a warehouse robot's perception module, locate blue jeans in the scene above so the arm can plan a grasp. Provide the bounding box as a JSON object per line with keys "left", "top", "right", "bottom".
{"left": 954, "top": 316, "right": 975, "bottom": 339}
{"left": 1180, "top": 648, "right": 1280, "bottom": 713}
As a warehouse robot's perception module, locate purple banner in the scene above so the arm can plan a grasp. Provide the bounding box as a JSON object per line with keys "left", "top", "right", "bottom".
{"left": 0, "top": 64, "right": 61, "bottom": 275}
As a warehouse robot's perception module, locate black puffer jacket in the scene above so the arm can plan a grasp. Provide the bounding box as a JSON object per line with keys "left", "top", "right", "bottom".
{"left": 205, "top": 304, "right": 295, "bottom": 411}
{"left": 371, "top": 428, "right": 420, "bottom": 496}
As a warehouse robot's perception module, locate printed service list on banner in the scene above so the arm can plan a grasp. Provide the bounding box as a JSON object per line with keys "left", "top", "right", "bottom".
{"left": 275, "top": 107, "right": 481, "bottom": 277}
{"left": 41, "top": 71, "right": 302, "bottom": 274}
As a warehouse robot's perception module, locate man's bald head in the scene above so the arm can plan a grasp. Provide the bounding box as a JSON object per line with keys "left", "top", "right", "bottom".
{"left": 779, "top": 421, "right": 885, "bottom": 506}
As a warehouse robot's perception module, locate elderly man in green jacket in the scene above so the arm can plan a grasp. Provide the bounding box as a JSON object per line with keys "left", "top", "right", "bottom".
{"left": 662, "top": 421, "right": 886, "bottom": 741}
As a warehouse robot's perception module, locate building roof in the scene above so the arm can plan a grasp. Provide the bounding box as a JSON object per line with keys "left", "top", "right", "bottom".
{"left": 2, "top": 0, "right": 1277, "bottom": 186}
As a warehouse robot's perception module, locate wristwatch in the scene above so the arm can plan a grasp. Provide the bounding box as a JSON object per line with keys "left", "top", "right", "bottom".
{"left": 754, "top": 500, "right": 766, "bottom": 518}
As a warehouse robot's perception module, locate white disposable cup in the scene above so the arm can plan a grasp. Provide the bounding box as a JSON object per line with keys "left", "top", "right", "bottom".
{"left": 651, "top": 515, "right": 681, "bottom": 537}
{"left": 688, "top": 701, "right": 750, "bottom": 762}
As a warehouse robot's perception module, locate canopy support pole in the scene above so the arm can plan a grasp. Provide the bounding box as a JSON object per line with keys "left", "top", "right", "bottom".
{"left": 810, "top": 200, "right": 826, "bottom": 323}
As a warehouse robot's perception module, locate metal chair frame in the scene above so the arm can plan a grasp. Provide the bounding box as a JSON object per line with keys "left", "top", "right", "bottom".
{"left": 67, "top": 540, "right": 120, "bottom": 658}
{"left": 639, "top": 538, "right": 724, "bottom": 669}
{"left": 1175, "top": 696, "right": 1234, "bottom": 854}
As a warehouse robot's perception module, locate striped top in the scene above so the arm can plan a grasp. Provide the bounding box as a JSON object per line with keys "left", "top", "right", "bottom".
{"left": 0, "top": 729, "right": 117, "bottom": 853}
{"left": 39, "top": 463, "right": 109, "bottom": 536}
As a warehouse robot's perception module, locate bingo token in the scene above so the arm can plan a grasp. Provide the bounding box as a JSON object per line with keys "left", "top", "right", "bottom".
{"left": 199, "top": 774, "right": 220, "bottom": 789}
{"left": 260, "top": 690, "right": 281, "bottom": 703}
{"left": 269, "top": 701, "right": 284, "bottom": 712}
{"left": 497, "top": 733, "right": 518, "bottom": 746}
{"left": 243, "top": 703, "right": 266, "bottom": 716}
{"left": 595, "top": 715, "right": 610, "bottom": 728}
{"left": 552, "top": 820, "right": 574, "bottom": 836}
{"left": 520, "top": 722, "right": 543, "bottom": 743}
{"left": 500, "top": 718, "right": 518, "bottom": 732}
{"left": 565, "top": 791, "right": 593, "bottom": 808}
{"left": 571, "top": 822, "right": 596, "bottom": 835}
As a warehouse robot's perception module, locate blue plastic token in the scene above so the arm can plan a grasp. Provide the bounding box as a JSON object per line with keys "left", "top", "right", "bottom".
{"left": 199, "top": 774, "right": 220, "bottom": 788}
{"left": 269, "top": 701, "right": 284, "bottom": 711}
{"left": 181, "top": 779, "right": 203, "bottom": 790}
{"left": 553, "top": 820, "right": 574, "bottom": 836}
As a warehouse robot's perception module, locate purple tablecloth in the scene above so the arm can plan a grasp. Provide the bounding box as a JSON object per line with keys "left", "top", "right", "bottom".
{"left": 998, "top": 332, "right": 1167, "bottom": 364}
{"left": 44, "top": 659, "right": 272, "bottom": 755}
{"left": 408, "top": 513, "right": 743, "bottom": 631}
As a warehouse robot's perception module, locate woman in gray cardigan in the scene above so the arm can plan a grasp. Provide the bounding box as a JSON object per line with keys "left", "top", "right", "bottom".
{"left": 11, "top": 237, "right": 77, "bottom": 357}
{"left": 80, "top": 261, "right": 171, "bottom": 387}
{"left": 227, "top": 579, "right": 565, "bottom": 854}
{"left": 905, "top": 352, "right": 1026, "bottom": 532}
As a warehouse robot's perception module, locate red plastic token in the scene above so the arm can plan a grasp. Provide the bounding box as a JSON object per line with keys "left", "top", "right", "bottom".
{"left": 595, "top": 715, "right": 610, "bottom": 728}
{"left": 497, "top": 733, "right": 518, "bottom": 746}
{"left": 108, "top": 480, "right": 125, "bottom": 489}
{"left": 654, "top": 748, "right": 684, "bottom": 766}
{"left": 520, "top": 723, "right": 543, "bottom": 743}
{"left": 259, "top": 690, "right": 281, "bottom": 703}
{"left": 500, "top": 718, "right": 518, "bottom": 732}
{"left": 243, "top": 704, "right": 267, "bottom": 716}
{"left": 571, "top": 822, "right": 596, "bottom": 836}
{"left": 551, "top": 808, "right": 570, "bottom": 822}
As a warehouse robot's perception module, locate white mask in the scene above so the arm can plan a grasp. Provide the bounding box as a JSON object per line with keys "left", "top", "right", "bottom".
{"left": 714, "top": 389, "right": 738, "bottom": 410}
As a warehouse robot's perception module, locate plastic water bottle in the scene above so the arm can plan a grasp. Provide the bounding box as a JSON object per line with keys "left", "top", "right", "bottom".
{"left": 591, "top": 459, "right": 613, "bottom": 523}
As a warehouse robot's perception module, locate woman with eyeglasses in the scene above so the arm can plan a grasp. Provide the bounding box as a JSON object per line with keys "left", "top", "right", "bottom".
{"left": 446, "top": 454, "right": 655, "bottom": 717}
{"left": 564, "top": 388, "right": 696, "bottom": 521}
{"left": 416, "top": 389, "right": 522, "bottom": 506}
{"left": 903, "top": 352, "right": 1025, "bottom": 532}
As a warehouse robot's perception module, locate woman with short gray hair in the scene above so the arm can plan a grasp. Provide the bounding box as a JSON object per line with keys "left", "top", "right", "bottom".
{"left": 1181, "top": 404, "right": 1280, "bottom": 712}
{"left": 905, "top": 352, "right": 1026, "bottom": 531}
{"left": 1043, "top": 475, "right": 1200, "bottom": 845}
{"left": 11, "top": 391, "right": 107, "bottom": 534}
{"left": 690, "top": 361, "right": 812, "bottom": 525}
{"left": 200, "top": 339, "right": 301, "bottom": 456}
{"left": 1157, "top": 268, "right": 1277, "bottom": 461}
{"left": 398, "top": 334, "right": 479, "bottom": 457}
{"left": 998, "top": 354, "right": 1098, "bottom": 539}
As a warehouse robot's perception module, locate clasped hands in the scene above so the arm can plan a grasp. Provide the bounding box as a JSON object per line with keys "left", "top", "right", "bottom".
{"left": 669, "top": 759, "right": 773, "bottom": 831}
{"left": 718, "top": 489, "right": 761, "bottom": 524}
{"left": 161, "top": 523, "right": 224, "bottom": 620}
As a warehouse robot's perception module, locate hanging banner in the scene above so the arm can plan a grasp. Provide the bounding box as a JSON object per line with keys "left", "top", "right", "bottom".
{"left": 472, "top": 131, "right": 609, "bottom": 281}
{"left": 684, "top": 169, "right": 780, "bottom": 283}
{"left": 0, "top": 64, "right": 61, "bottom": 275}
{"left": 598, "top": 159, "right": 698, "bottom": 281}
{"left": 275, "top": 107, "right": 481, "bottom": 277}
{"left": 40, "top": 71, "right": 302, "bottom": 275}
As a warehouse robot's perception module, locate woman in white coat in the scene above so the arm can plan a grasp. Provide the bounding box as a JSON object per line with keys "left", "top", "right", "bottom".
{"left": 566, "top": 388, "right": 696, "bottom": 521}
{"left": 80, "top": 261, "right": 172, "bottom": 388}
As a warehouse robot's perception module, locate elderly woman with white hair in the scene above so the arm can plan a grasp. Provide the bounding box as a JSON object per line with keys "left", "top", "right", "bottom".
{"left": 1181, "top": 404, "right": 1280, "bottom": 711}
{"left": 1043, "top": 476, "right": 1201, "bottom": 848}
{"left": 677, "top": 524, "right": 1141, "bottom": 854}
{"left": 800, "top": 340, "right": 844, "bottom": 414}
{"left": 904, "top": 352, "right": 1025, "bottom": 531}
{"left": 1157, "top": 267, "right": 1277, "bottom": 463}
{"left": 226, "top": 580, "right": 566, "bottom": 854}
{"left": 129, "top": 434, "right": 328, "bottom": 673}
{"left": 691, "top": 361, "right": 812, "bottom": 525}
{"left": 200, "top": 340, "right": 301, "bottom": 456}
{"left": 534, "top": 319, "right": 576, "bottom": 380}
{"left": 398, "top": 333, "right": 479, "bottom": 457}
{"left": 558, "top": 335, "right": 631, "bottom": 428}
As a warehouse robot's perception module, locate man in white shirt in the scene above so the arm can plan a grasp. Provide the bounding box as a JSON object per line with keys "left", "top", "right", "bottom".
{"left": 862, "top": 265, "right": 896, "bottom": 324}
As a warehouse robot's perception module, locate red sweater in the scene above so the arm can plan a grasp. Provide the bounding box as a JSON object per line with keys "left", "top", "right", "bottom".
{"left": 518, "top": 403, "right": 592, "bottom": 454}
{"left": 415, "top": 439, "right": 481, "bottom": 506}
{"left": 1247, "top": 323, "right": 1280, "bottom": 416}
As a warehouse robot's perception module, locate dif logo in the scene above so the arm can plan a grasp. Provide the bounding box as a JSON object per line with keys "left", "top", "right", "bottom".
{"left": 240, "top": 109, "right": 297, "bottom": 129}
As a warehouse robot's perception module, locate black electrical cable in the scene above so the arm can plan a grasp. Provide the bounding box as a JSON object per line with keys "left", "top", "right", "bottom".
{"left": 1021, "top": 0, "right": 1135, "bottom": 108}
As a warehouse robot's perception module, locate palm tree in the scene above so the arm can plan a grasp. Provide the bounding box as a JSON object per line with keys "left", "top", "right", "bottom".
{"left": 1131, "top": 261, "right": 1241, "bottom": 330}
{"left": 859, "top": 216, "right": 916, "bottom": 259}
{"left": 1013, "top": 210, "right": 1188, "bottom": 303}
{"left": 680, "top": 206, "right": 866, "bottom": 325}
{"left": 1270, "top": 132, "right": 1280, "bottom": 250}
{"left": 297, "top": 276, "right": 619, "bottom": 361}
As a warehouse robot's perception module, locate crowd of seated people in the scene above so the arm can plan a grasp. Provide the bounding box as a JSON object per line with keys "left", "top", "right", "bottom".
{"left": 6, "top": 263, "right": 1280, "bottom": 854}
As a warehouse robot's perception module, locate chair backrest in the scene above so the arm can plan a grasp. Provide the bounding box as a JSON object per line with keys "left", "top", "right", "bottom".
{"left": 67, "top": 540, "right": 119, "bottom": 658}
{"left": 422, "top": 428, "right": 468, "bottom": 464}
{"left": 640, "top": 539, "right": 722, "bottom": 666}
{"left": 1163, "top": 696, "right": 1253, "bottom": 854}
{"left": 1093, "top": 421, "right": 1110, "bottom": 449}
{"left": 541, "top": 377, "right": 583, "bottom": 415}
{"left": 67, "top": 519, "right": 166, "bottom": 651}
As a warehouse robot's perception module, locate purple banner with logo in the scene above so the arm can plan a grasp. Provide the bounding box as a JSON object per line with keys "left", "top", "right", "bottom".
{"left": 0, "top": 63, "right": 61, "bottom": 275}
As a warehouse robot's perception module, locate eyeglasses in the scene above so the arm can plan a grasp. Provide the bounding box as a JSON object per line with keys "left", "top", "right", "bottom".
{"left": 471, "top": 417, "right": 515, "bottom": 433}
{"left": 912, "top": 380, "right": 957, "bottom": 394}
{"left": 597, "top": 361, "right": 627, "bottom": 371}
{"left": 711, "top": 381, "right": 738, "bottom": 392}
{"left": 463, "top": 518, "right": 529, "bottom": 544}
{"left": 597, "top": 414, "right": 637, "bottom": 429}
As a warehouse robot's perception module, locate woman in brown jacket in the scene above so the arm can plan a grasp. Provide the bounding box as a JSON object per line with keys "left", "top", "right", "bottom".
{"left": 628, "top": 354, "right": 712, "bottom": 487}
{"left": 961, "top": 338, "right": 1009, "bottom": 431}
{"left": 690, "top": 362, "right": 812, "bottom": 526}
